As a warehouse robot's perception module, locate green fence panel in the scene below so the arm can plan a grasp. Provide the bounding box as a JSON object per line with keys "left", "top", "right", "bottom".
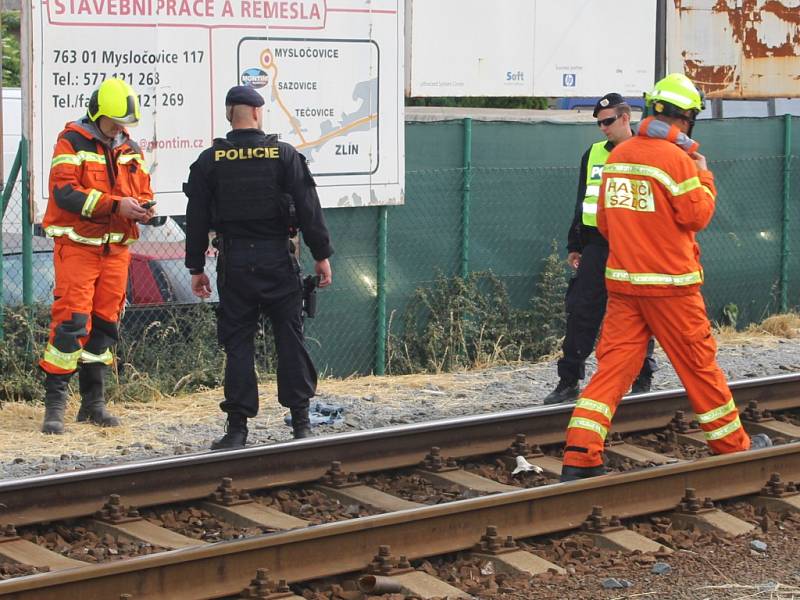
{"left": 385, "top": 121, "right": 466, "bottom": 328}
{"left": 471, "top": 121, "right": 599, "bottom": 168}
{"left": 304, "top": 206, "right": 378, "bottom": 376}
{"left": 3, "top": 116, "right": 798, "bottom": 379}
{"left": 406, "top": 120, "right": 467, "bottom": 170}
{"left": 697, "top": 117, "right": 791, "bottom": 324}
{"left": 468, "top": 121, "right": 586, "bottom": 305}
{"left": 699, "top": 155, "right": 785, "bottom": 324}
{"left": 697, "top": 116, "right": 785, "bottom": 160}
{"left": 469, "top": 165, "right": 575, "bottom": 305}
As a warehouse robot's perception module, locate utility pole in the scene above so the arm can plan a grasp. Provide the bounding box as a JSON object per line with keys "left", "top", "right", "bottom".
{"left": 654, "top": 0, "right": 667, "bottom": 82}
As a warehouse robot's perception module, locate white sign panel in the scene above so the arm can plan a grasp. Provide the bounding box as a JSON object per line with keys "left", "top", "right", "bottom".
{"left": 406, "top": 0, "right": 535, "bottom": 97}
{"left": 532, "top": 1, "right": 656, "bottom": 97}
{"left": 407, "top": 0, "right": 655, "bottom": 98}
{"left": 30, "top": 0, "right": 404, "bottom": 215}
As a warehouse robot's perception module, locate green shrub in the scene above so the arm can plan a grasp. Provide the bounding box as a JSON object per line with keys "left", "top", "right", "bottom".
{"left": 116, "top": 303, "right": 277, "bottom": 401}
{"left": 2, "top": 11, "right": 21, "bottom": 87}
{"left": 0, "top": 302, "right": 278, "bottom": 404}
{"left": 0, "top": 305, "right": 49, "bottom": 402}
{"left": 387, "top": 242, "right": 568, "bottom": 373}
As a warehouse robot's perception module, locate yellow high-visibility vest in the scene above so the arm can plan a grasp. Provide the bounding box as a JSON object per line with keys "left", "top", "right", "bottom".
{"left": 582, "top": 141, "right": 610, "bottom": 227}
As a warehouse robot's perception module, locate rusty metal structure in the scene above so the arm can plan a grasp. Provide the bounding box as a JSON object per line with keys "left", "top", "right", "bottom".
{"left": 668, "top": 0, "right": 800, "bottom": 98}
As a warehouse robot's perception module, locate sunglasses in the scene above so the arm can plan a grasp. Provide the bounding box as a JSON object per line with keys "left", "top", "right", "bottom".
{"left": 597, "top": 115, "right": 620, "bottom": 127}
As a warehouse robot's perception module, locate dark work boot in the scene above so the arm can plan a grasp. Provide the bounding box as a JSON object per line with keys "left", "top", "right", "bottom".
{"left": 211, "top": 413, "right": 248, "bottom": 450}
{"left": 631, "top": 374, "right": 652, "bottom": 394}
{"left": 76, "top": 363, "right": 120, "bottom": 427}
{"left": 560, "top": 464, "right": 606, "bottom": 482}
{"left": 42, "top": 373, "right": 72, "bottom": 434}
{"left": 543, "top": 379, "right": 580, "bottom": 405}
{"left": 290, "top": 405, "right": 312, "bottom": 439}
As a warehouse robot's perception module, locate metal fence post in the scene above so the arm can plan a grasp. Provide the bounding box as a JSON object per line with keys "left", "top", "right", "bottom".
{"left": 21, "top": 137, "right": 33, "bottom": 307}
{"left": 781, "top": 114, "right": 792, "bottom": 313}
{"left": 375, "top": 205, "right": 388, "bottom": 375}
{"left": 461, "top": 117, "right": 473, "bottom": 279}
{"left": 654, "top": 0, "right": 667, "bottom": 81}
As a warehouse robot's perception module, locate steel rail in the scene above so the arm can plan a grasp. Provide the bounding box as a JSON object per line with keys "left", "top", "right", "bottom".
{"left": 2, "top": 442, "right": 799, "bottom": 600}
{"left": 1, "top": 373, "right": 798, "bottom": 526}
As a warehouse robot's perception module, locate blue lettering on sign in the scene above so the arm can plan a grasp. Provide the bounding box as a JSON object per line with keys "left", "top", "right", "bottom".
{"left": 506, "top": 71, "right": 524, "bottom": 81}
{"left": 563, "top": 73, "right": 576, "bottom": 87}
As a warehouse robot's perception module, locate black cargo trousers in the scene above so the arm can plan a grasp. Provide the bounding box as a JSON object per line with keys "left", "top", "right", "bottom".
{"left": 217, "top": 237, "right": 317, "bottom": 418}
{"left": 557, "top": 242, "right": 657, "bottom": 383}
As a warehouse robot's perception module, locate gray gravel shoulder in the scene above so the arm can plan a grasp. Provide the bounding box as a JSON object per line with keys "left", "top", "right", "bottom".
{"left": 2, "top": 337, "right": 800, "bottom": 480}
{"left": 321, "top": 337, "right": 800, "bottom": 430}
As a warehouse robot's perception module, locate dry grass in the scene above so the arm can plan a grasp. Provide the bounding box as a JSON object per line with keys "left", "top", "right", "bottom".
{"left": 0, "top": 395, "right": 222, "bottom": 463}
{"left": 714, "top": 313, "right": 800, "bottom": 345}
{"left": 748, "top": 312, "right": 800, "bottom": 338}
{"left": 0, "top": 368, "right": 525, "bottom": 463}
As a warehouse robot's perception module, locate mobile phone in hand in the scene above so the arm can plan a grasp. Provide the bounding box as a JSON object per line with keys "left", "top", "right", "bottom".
{"left": 141, "top": 201, "right": 157, "bottom": 209}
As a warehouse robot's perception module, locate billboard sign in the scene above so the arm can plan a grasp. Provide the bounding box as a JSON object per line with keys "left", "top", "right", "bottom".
{"left": 406, "top": 0, "right": 656, "bottom": 98}
{"left": 28, "top": 0, "right": 404, "bottom": 215}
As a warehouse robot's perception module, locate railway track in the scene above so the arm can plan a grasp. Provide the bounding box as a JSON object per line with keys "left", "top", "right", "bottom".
{"left": 1, "top": 373, "right": 799, "bottom": 599}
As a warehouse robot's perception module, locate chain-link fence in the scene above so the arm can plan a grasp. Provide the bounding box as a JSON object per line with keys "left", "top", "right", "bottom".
{"left": 2, "top": 116, "right": 798, "bottom": 382}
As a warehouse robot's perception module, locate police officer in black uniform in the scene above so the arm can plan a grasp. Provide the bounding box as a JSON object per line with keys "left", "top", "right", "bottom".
{"left": 184, "top": 85, "right": 333, "bottom": 449}
{"left": 543, "top": 93, "right": 657, "bottom": 405}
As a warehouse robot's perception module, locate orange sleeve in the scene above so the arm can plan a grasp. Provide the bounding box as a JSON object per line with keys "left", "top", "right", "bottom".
{"left": 135, "top": 167, "right": 154, "bottom": 204}
{"left": 669, "top": 153, "right": 716, "bottom": 232}
{"left": 88, "top": 192, "right": 122, "bottom": 218}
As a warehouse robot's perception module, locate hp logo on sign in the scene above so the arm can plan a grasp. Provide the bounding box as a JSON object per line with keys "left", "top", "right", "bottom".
{"left": 563, "top": 74, "right": 576, "bottom": 87}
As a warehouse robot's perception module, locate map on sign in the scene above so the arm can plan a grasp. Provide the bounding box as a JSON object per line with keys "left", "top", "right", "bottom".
{"left": 238, "top": 38, "right": 379, "bottom": 177}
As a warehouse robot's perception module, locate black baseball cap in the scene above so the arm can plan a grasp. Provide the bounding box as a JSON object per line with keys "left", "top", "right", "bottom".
{"left": 593, "top": 93, "right": 626, "bottom": 117}
{"left": 225, "top": 85, "right": 265, "bottom": 107}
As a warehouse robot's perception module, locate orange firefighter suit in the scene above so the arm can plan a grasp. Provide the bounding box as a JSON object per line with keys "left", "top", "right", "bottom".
{"left": 563, "top": 116, "right": 751, "bottom": 469}
{"left": 39, "top": 118, "right": 153, "bottom": 375}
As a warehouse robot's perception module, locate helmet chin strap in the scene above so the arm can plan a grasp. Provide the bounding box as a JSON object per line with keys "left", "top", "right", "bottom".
{"left": 686, "top": 117, "right": 696, "bottom": 138}
{"left": 679, "top": 111, "right": 699, "bottom": 138}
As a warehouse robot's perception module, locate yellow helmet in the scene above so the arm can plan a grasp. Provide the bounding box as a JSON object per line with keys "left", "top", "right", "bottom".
{"left": 645, "top": 73, "right": 705, "bottom": 114}
{"left": 87, "top": 78, "right": 140, "bottom": 125}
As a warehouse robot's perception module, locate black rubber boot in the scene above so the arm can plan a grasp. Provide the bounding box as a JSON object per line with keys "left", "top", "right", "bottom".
{"left": 290, "top": 404, "right": 312, "bottom": 439}
{"left": 630, "top": 374, "right": 652, "bottom": 394}
{"left": 560, "top": 464, "right": 606, "bottom": 482}
{"left": 543, "top": 380, "right": 580, "bottom": 405}
{"left": 42, "top": 373, "right": 72, "bottom": 434}
{"left": 211, "top": 413, "right": 248, "bottom": 450}
{"left": 76, "top": 363, "right": 120, "bottom": 427}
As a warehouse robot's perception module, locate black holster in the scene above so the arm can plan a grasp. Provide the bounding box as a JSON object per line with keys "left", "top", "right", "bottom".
{"left": 213, "top": 234, "right": 226, "bottom": 289}
{"left": 302, "top": 275, "right": 320, "bottom": 318}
